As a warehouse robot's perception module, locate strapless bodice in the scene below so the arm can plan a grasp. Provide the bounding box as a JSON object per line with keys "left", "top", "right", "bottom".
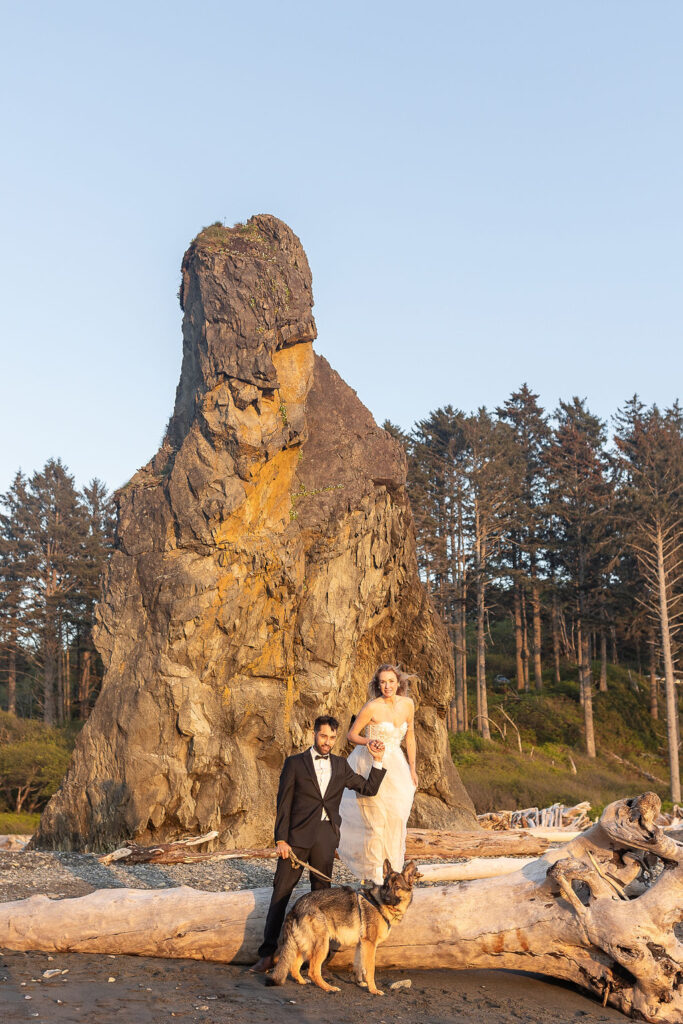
{"left": 365, "top": 720, "right": 408, "bottom": 754}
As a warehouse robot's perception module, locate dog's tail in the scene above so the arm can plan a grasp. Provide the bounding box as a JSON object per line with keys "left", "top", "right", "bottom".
{"left": 266, "top": 917, "right": 299, "bottom": 986}
{"left": 266, "top": 921, "right": 296, "bottom": 983}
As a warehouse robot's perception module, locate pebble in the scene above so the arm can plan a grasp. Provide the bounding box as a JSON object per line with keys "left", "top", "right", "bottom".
{"left": 108, "top": 976, "right": 116, "bottom": 983}
{"left": 389, "top": 979, "right": 412, "bottom": 990}
{"left": 42, "top": 969, "right": 61, "bottom": 979}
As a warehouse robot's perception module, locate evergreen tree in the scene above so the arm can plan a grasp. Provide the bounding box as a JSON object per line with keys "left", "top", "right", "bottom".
{"left": 498, "top": 385, "right": 551, "bottom": 692}
{"left": 409, "top": 408, "right": 470, "bottom": 729}
{"left": 614, "top": 398, "right": 683, "bottom": 800}
{"left": 462, "top": 409, "right": 520, "bottom": 739}
{"left": 0, "top": 472, "right": 30, "bottom": 714}
{"left": 546, "top": 399, "right": 611, "bottom": 758}
{"left": 21, "top": 460, "right": 87, "bottom": 724}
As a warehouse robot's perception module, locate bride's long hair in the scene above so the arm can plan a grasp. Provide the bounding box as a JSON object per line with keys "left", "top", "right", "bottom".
{"left": 367, "top": 663, "right": 414, "bottom": 699}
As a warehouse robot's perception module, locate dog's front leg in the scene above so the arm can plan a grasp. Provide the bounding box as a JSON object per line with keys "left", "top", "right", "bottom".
{"left": 360, "top": 939, "right": 384, "bottom": 996}
{"left": 353, "top": 943, "right": 367, "bottom": 987}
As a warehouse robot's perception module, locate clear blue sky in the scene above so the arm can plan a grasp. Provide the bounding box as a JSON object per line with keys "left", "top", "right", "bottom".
{"left": 1, "top": 1, "right": 682, "bottom": 493}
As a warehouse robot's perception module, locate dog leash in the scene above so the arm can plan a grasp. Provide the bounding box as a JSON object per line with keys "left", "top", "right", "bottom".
{"left": 288, "top": 851, "right": 336, "bottom": 884}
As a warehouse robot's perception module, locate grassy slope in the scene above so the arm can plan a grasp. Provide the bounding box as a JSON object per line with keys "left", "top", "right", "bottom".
{"left": 452, "top": 661, "right": 675, "bottom": 817}
{"left": 0, "top": 812, "right": 41, "bottom": 834}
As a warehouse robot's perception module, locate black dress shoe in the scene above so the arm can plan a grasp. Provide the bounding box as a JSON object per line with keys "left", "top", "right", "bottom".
{"left": 249, "top": 955, "right": 275, "bottom": 973}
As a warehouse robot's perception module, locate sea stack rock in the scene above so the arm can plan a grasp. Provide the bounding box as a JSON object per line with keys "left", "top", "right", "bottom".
{"left": 35, "top": 216, "right": 476, "bottom": 851}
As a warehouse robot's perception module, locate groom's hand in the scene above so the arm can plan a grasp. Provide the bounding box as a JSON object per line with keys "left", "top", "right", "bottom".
{"left": 276, "top": 840, "right": 292, "bottom": 859}
{"left": 368, "top": 740, "right": 385, "bottom": 762}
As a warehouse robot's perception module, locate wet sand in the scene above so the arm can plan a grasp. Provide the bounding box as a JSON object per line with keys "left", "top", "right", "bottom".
{"left": 0, "top": 950, "right": 626, "bottom": 1024}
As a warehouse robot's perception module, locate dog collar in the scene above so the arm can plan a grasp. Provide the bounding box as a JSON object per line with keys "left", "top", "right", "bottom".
{"left": 358, "top": 887, "right": 393, "bottom": 928}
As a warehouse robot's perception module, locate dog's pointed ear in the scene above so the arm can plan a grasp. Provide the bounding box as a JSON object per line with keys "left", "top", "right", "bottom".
{"left": 383, "top": 858, "right": 393, "bottom": 879}
{"left": 402, "top": 860, "right": 420, "bottom": 884}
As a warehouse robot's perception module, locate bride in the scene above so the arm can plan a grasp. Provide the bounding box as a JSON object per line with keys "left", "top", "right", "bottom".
{"left": 338, "top": 663, "right": 418, "bottom": 884}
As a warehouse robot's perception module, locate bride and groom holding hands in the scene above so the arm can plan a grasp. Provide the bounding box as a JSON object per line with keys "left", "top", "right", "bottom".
{"left": 252, "top": 663, "right": 418, "bottom": 973}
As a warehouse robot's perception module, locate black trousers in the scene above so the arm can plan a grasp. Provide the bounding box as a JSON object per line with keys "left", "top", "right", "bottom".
{"left": 257, "top": 820, "right": 337, "bottom": 957}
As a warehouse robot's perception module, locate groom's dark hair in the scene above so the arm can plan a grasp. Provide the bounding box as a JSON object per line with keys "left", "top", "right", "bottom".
{"left": 314, "top": 715, "right": 340, "bottom": 732}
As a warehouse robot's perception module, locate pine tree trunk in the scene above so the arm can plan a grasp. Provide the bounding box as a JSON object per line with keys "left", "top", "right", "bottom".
{"left": 577, "top": 619, "right": 585, "bottom": 707}
{"left": 656, "top": 525, "right": 681, "bottom": 803}
{"left": 56, "top": 622, "right": 64, "bottom": 725}
{"left": 43, "top": 600, "right": 57, "bottom": 726}
{"left": 531, "top": 580, "right": 542, "bottom": 692}
{"left": 454, "top": 610, "right": 464, "bottom": 732}
{"left": 521, "top": 588, "right": 530, "bottom": 691}
{"left": 64, "top": 646, "right": 71, "bottom": 720}
{"left": 559, "top": 608, "right": 572, "bottom": 659}
{"left": 599, "top": 629, "right": 608, "bottom": 692}
{"left": 514, "top": 584, "right": 524, "bottom": 691}
{"left": 477, "top": 598, "right": 489, "bottom": 740}
{"left": 610, "top": 625, "right": 618, "bottom": 665}
{"left": 7, "top": 644, "right": 16, "bottom": 715}
{"left": 475, "top": 527, "right": 489, "bottom": 740}
{"left": 552, "top": 592, "right": 561, "bottom": 685}
{"left": 79, "top": 649, "right": 92, "bottom": 720}
{"left": 581, "top": 629, "right": 596, "bottom": 758}
{"left": 649, "top": 629, "right": 659, "bottom": 720}
{"left": 460, "top": 594, "right": 468, "bottom": 731}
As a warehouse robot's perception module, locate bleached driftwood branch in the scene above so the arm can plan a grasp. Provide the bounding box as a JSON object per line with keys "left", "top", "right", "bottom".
{"left": 478, "top": 800, "right": 591, "bottom": 831}
{"left": 97, "top": 827, "right": 572, "bottom": 866}
{"left": 3, "top": 794, "right": 683, "bottom": 1021}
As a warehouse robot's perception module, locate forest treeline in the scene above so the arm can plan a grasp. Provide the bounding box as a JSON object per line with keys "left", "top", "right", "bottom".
{"left": 386, "top": 387, "right": 683, "bottom": 800}
{"left": 1, "top": 388, "right": 681, "bottom": 800}
{"left": 0, "top": 459, "right": 115, "bottom": 724}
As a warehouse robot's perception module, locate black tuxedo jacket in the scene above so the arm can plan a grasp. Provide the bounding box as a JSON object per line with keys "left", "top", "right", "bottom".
{"left": 274, "top": 750, "right": 386, "bottom": 847}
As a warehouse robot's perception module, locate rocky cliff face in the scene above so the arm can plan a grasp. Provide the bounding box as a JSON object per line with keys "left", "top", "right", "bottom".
{"left": 35, "top": 215, "right": 476, "bottom": 851}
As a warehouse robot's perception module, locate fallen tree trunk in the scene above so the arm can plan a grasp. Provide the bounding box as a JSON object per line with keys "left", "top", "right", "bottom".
{"left": 3, "top": 794, "right": 683, "bottom": 1022}
{"left": 98, "top": 827, "right": 573, "bottom": 866}
{"left": 404, "top": 826, "right": 577, "bottom": 857}
{"left": 417, "top": 857, "right": 536, "bottom": 881}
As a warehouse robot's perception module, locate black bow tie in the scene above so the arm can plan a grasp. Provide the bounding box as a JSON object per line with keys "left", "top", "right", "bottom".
{"left": 314, "top": 754, "right": 329, "bottom": 761}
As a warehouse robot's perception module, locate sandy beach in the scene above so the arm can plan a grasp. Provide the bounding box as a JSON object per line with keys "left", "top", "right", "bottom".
{"left": 0, "top": 951, "right": 627, "bottom": 1024}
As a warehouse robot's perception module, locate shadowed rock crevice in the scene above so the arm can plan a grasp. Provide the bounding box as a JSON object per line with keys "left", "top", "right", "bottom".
{"left": 33, "top": 215, "right": 476, "bottom": 852}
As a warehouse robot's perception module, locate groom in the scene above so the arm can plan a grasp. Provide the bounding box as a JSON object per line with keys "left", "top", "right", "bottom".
{"left": 250, "top": 714, "right": 386, "bottom": 972}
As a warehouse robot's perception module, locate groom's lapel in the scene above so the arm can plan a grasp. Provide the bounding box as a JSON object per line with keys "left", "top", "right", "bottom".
{"left": 329, "top": 753, "right": 341, "bottom": 793}
{"left": 301, "top": 750, "right": 320, "bottom": 792}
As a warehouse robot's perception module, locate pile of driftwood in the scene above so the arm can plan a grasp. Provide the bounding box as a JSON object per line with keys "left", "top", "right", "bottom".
{"left": 98, "top": 826, "right": 565, "bottom": 867}
{"left": 478, "top": 800, "right": 591, "bottom": 831}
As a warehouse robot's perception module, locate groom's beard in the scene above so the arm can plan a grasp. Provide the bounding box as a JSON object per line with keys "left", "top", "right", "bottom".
{"left": 313, "top": 739, "right": 335, "bottom": 756}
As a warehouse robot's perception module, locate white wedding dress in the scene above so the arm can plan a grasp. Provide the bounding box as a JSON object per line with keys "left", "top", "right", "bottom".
{"left": 337, "top": 721, "right": 416, "bottom": 884}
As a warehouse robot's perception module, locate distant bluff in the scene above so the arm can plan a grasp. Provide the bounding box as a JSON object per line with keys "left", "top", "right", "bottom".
{"left": 34, "top": 215, "right": 477, "bottom": 850}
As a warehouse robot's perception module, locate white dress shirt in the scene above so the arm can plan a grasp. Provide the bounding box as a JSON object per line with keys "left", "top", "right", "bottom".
{"left": 310, "top": 746, "right": 332, "bottom": 820}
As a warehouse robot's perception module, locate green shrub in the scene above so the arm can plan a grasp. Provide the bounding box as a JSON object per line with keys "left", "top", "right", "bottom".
{"left": 0, "top": 711, "right": 74, "bottom": 814}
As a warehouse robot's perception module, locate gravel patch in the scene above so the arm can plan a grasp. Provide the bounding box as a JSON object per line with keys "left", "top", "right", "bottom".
{"left": 0, "top": 850, "right": 360, "bottom": 904}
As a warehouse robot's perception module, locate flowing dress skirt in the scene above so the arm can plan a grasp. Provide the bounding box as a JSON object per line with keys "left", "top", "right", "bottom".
{"left": 338, "top": 739, "right": 415, "bottom": 884}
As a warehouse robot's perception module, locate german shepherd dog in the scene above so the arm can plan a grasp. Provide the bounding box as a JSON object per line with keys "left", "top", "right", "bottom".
{"left": 267, "top": 859, "right": 419, "bottom": 995}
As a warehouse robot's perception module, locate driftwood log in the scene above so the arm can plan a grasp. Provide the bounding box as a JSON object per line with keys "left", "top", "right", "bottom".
{"left": 97, "top": 827, "right": 575, "bottom": 866}
{"left": 3, "top": 794, "right": 683, "bottom": 1022}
